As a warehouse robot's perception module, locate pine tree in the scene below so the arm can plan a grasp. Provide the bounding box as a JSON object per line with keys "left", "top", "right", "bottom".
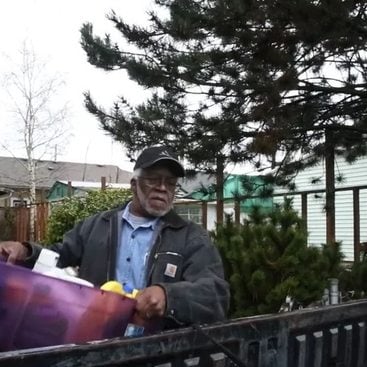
{"left": 214, "top": 199, "right": 343, "bottom": 317}
{"left": 80, "top": 0, "right": 367, "bottom": 189}
{"left": 339, "top": 257, "right": 367, "bottom": 299}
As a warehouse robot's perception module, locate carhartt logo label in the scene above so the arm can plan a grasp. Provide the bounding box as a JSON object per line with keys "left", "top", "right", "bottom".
{"left": 164, "top": 263, "right": 177, "bottom": 278}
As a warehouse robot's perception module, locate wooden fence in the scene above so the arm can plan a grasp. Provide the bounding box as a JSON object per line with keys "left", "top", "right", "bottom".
{"left": 0, "top": 203, "right": 49, "bottom": 243}
{"left": 0, "top": 184, "right": 366, "bottom": 258}
{"left": 208, "top": 184, "right": 367, "bottom": 262}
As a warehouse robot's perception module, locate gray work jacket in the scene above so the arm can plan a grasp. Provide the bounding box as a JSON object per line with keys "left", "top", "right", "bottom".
{"left": 26, "top": 204, "right": 230, "bottom": 328}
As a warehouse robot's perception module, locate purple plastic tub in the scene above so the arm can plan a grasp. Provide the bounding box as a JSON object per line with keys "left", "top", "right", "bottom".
{"left": 0, "top": 260, "right": 136, "bottom": 352}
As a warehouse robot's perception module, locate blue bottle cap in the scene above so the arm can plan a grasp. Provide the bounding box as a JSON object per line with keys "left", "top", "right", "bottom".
{"left": 123, "top": 284, "right": 133, "bottom": 293}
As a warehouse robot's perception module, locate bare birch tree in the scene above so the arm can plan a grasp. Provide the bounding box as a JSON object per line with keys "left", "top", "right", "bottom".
{"left": 2, "top": 42, "right": 69, "bottom": 240}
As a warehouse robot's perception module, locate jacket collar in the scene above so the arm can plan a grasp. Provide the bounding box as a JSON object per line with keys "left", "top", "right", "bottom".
{"left": 161, "top": 208, "right": 187, "bottom": 228}
{"left": 101, "top": 201, "right": 187, "bottom": 229}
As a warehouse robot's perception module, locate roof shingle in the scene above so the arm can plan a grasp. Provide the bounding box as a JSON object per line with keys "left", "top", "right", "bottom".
{"left": 0, "top": 157, "right": 132, "bottom": 189}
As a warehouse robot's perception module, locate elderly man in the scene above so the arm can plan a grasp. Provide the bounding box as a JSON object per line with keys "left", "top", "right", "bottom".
{"left": 0, "top": 146, "right": 229, "bottom": 329}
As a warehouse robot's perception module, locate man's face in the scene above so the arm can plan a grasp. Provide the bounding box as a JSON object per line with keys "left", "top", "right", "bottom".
{"left": 131, "top": 166, "right": 178, "bottom": 217}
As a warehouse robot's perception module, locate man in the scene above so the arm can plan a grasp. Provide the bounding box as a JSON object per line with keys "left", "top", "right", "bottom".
{"left": 0, "top": 146, "right": 229, "bottom": 329}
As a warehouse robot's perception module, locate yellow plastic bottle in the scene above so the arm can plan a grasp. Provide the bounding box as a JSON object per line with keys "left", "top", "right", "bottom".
{"left": 100, "top": 280, "right": 124, "bottom": 295}
{"left": 100, "top": 283, "right": 146, "bottom": 337}
{"left": 100, "top": 281, "right": 139, "bottom": 299}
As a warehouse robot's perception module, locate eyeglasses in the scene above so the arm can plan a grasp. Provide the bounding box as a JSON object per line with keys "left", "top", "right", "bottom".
{"left": 137, "top": 176, "right": 178, "bottom": 189}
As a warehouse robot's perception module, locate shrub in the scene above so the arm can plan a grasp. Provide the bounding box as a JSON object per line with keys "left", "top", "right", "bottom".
{"left": 339, "top": 257, "right": 367, "bottom": 299}
{"left": 45, "top": 189, "right": 132, "bottom": 244}
{"left": 213, "top": 199, "right": 344, "bottom": 317}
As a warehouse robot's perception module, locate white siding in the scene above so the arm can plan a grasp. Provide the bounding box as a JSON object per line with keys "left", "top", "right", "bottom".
{"left": 206, "top": 202, "right": 247, "bottom": 231}
{"left": 307, "top": 194, "right": 327, "bottom": 247}
{"left": 274, "top": 157, "right": 367, "bottom": 261}
{"left": 207, "top": 203, "right": 217, "bottom": 231}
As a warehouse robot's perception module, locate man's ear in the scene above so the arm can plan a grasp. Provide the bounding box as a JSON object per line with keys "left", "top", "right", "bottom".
{"left": 130, "top": 178, "right": 137, "bottom": 193}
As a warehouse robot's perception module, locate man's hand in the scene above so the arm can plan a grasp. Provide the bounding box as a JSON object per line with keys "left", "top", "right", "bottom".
{"left": 0, "top": 241, "right": 29, "bottom": 264}
{"left": 135, "top": 285, "right": 166, "bottom": 320}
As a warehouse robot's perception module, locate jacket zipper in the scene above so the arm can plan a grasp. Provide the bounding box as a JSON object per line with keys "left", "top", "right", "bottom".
{"left": 146, "top": 232, "right": 162, "bottom": 283}
{"left": 106, "top": 214, "right": 118, "bottom": 281}
{"left": 145, "top": 226, "right": 186, "bottom": 326}
{"left": 154, "top": 251, "right": 183, "bottom": 259}
{"left": 106, "top": 222, "right": 112, "bottom": 281}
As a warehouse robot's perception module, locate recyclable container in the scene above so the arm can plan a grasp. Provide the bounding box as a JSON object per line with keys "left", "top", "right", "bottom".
{"left": 0, "top": 260, "right": 136, "bottom": 352}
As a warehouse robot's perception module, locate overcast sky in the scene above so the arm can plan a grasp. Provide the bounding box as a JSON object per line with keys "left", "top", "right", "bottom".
{"left": 0, "top": 0, "right": 155, "bottom": 172}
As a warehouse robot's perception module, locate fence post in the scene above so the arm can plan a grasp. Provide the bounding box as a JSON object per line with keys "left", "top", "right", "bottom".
{"left": 301, "top": 192, "right": 308, "bottom": 231}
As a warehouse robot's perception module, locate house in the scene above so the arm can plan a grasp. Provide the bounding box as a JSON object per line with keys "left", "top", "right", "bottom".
{"left": 273, "top": 156, "right": 367, "bottom": 261}
{"left": 47, "top": 180, "right": 131, "bottom": 202}
{"left": 175, "top": 173, "right": 273, "bottom": 231}
{"left": 0, "top": 156, "right": 132, "bottom": 207}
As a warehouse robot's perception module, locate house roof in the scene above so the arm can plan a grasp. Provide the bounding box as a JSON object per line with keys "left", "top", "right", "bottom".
{"left": 178, "top": 172, "right": 216, "bottom": 197}
{"left": 0, "top": 156, "right": 132, "bottom": 190}
{"left": 46, "top": 180, "right": 132, "bottom": 201}
{"left": 57, "top": 180, "right": 131, "bottom": 190}
{"left": 178, "top": 173, "right": 273, "bottom": 212}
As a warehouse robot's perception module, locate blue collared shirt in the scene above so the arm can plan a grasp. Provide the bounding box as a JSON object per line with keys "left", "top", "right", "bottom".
{"left": 115, "top": 204, "right": 159, "bottom": 290}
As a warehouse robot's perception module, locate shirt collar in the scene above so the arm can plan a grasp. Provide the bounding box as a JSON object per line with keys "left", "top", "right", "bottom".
{"left": 122, "top": 202, "right": 160, "bottom": 230}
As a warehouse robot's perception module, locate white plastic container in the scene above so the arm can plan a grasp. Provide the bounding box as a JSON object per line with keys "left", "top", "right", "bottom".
{"left": 33, "top": 249, "right": 93, "bottom": 287}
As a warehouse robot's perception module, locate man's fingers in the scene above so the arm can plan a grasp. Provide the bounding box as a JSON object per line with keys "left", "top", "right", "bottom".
{"left": 0, "top": 241, "right": 28, "bottom": 264}
{"left": 6, "top": 253, "right": 17, "bottom": 264}
{"left": 135, "top": 286, "right": 166, "bottom": 318}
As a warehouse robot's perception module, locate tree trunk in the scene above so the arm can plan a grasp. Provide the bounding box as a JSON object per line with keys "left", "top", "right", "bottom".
{"left": 28, "top": 158, "right": 37, "bottom": 241}
{"left": 325, "top": 128, "right": 335, "bottom": 244}
{"left": 216, "top": 156, "right": 224, "bottom": 225}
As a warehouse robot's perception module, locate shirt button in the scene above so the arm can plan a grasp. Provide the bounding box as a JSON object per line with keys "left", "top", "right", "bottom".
{"left": 126, "top": 257, "right": 131, "bottom": 262}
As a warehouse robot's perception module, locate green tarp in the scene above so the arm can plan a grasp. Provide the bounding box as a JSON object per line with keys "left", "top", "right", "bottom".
{"left": 187, "top": 175, "right": 273, "bottom": 213}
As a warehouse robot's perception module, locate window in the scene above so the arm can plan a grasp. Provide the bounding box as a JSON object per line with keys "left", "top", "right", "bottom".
{"left": 175, "top": 205, "right": 202, "bottom": 224}
{"left": 11, "top": 198, "right": 28, "bottom": 207}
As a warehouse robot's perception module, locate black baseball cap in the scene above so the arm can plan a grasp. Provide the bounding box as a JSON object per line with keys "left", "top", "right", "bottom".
{"left": 133, "top": 146, "right": 185, "bottom": 177}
